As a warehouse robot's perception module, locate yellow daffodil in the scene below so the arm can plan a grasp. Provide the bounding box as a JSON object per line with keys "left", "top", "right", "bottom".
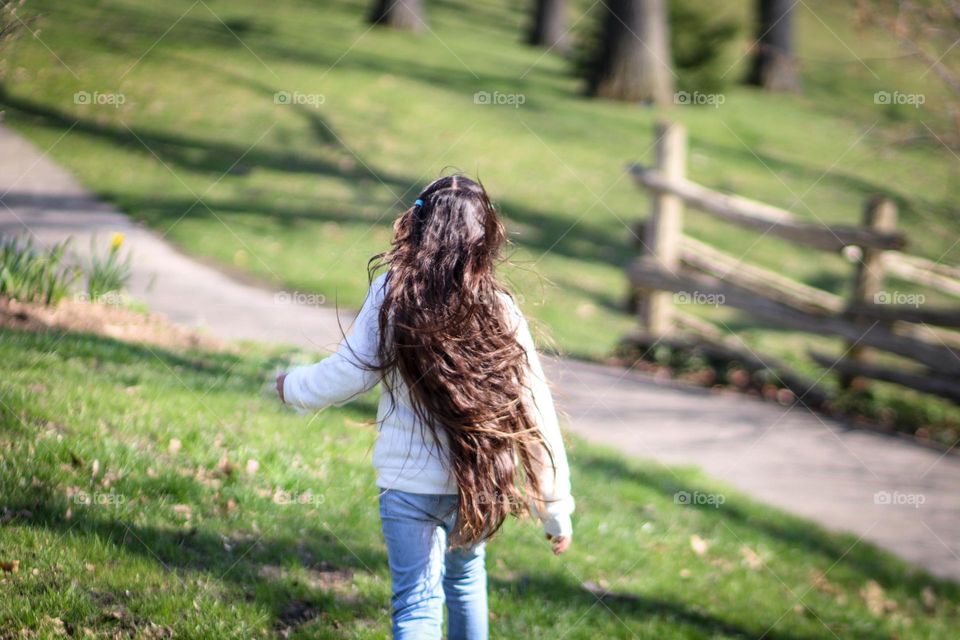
{"left": 110, "top": 232, "right": 125, "bottom": 251}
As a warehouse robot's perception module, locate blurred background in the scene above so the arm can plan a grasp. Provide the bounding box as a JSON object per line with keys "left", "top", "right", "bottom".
{"left": 1, "top": 0, "right": 959, "bottom": 638}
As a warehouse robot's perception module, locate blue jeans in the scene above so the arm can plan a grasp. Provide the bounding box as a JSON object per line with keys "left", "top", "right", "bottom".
{"left": 379, "top": 489, "right": 488, "bottom": 640}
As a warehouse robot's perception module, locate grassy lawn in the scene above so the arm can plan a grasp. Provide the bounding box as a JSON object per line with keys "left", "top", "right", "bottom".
{"left": 1, "top": 326, "right": 958, "bottom": 638}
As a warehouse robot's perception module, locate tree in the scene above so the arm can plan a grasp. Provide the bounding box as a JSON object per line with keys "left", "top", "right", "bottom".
{"left": 586, "top": 0, "right": 674, "bottom": 104}
{"left": 527, "top": 0, "right": 569, "bottom": 53}
{"left": 746, "top": 0, "right": 800, "bottom": 91}
{"left": 368, "top": 0, "right": 425, "bottom": 33}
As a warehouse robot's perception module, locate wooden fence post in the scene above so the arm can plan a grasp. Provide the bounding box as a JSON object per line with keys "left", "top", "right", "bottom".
{"left": 639, "top": 121, "right": 687, "bottom": 336}
{"left": 842, "top": 196, "right": 898, "bottom": 388}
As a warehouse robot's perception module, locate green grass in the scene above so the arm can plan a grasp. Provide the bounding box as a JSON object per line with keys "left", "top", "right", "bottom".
{"left": 1, "top": 326, "right": 959, "bottom": 638}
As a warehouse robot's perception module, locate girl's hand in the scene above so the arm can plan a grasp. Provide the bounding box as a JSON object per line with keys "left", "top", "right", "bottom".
{"left": 546, "top": 533, "right": 571, "bottom": 555}
{"left": 276, "top": 373, "right": 287, "bottom": 404}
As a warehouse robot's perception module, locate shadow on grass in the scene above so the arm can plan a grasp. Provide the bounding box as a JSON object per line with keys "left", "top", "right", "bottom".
{"left": 0, "top": 85, "right": 410, "bottom": 191}
{"left": 67, "top": 0, "right": 566, "bottom": 111}
{"left": 0, "top": 326, "right": 248, "bottom": 382}
{"left": 490, "top": 572, "right": 866, "bottom": 640}
{"left": 5, "top": 484, "right": 387, "bottom": 634}
{"left": 0, "top": 326, "right": 369, "bottom": 416}
{"left": 8, "top": 484, "right": 842, "bottom": 640}
{"left": 576, "top": 450, "right": 960, "bottom": 600}
{"left": 689, "top": 133, "right": 957, "bottom": 240}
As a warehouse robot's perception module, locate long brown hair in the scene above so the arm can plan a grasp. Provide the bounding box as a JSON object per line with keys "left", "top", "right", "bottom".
{"left": 368, "top": 175, "right": 551, "bottom": 547}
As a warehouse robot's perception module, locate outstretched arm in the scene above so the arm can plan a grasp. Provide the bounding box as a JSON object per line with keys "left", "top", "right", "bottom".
{"left": 279, "top": 274, "right": 387, "bottom": 411}
{"left": 511, "top": 302, "right": 575, "bottom": 553}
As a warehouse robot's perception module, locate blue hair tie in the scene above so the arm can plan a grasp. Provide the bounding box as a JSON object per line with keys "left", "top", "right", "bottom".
{"left": 414, "top": 199, "right": 424, "bottom": 207}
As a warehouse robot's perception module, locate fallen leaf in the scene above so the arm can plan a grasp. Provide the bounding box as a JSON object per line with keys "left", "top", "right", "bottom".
{"left": 740, "top": 545, "right": 763, "bottom": 570}
{"left": 0, "top": 560, "right": 19, "bottom": 573}
{"left": 809, "top": 569, "right": 841, "bottom": 595}
{"left": 217, "top": 455, "right": 236, "bottom": 477}
{"left": 861, "top": 579, "right": 897, "bottom": 616}
{"left": 690, "top": 534, "right": 709, "bottom": 556}
{"left": 42, "top": 616, "right": 65, "bottom": 635}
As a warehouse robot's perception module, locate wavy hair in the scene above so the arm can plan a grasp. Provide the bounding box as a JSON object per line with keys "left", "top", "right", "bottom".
{"left": 367, "top": 175, "right": 551, "bottom": 547}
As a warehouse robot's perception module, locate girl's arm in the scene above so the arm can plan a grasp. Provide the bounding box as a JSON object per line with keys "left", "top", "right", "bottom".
{"left": 511, "top": 303, "right": 575, "bottom": 543}
{"left": 281, "top": 274, "right": 387, "bottom": 410}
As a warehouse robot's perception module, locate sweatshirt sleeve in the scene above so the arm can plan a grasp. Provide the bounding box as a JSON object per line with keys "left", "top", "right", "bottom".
{"left": 509, "top": 299, "right": 575, "bottom": 539}
{"left": 282, "top": 274, "right": 387, "bottom": 411}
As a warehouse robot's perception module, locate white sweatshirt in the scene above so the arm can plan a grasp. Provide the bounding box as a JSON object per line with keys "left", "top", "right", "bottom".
{"left": 282, "top": 273, "right": 574, "bottom": 538}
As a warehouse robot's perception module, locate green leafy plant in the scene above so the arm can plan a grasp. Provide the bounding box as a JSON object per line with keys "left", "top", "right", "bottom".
{"left": 86, "top": 232, "right": 132, "bottom": 302}
{"left": 0, "top": 235, "right": 79, "bottom": 305}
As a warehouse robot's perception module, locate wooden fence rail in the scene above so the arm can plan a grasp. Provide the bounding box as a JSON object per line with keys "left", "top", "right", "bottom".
{"left": 629, "top": 166, "right": 907, "bottom": 252}
{"left": 627, "top": 121, "right": 960, "bottom": 404}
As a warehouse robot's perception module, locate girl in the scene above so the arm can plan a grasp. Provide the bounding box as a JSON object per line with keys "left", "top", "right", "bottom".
{"left": 276, "top": 176, "right": 574, "bottom": 639}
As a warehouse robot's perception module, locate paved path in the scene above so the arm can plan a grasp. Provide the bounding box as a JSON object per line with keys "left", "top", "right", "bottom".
{"left": 2, "top": 124, "right": 959, "bottom": 581}
{"left": 0, "top": 126, "right": 346, "bottom": 352}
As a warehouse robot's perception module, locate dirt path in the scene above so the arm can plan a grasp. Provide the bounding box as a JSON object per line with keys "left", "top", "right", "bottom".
{"left": 2, "top": 124, "right": 958, "bottom": 581}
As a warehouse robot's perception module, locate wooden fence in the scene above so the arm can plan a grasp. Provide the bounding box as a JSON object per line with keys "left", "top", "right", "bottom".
{"left": 626, "top": 121, "right": 960, "bottom": 404}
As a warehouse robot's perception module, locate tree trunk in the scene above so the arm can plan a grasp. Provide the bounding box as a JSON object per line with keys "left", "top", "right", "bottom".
{"left": 527, "top": 0, "right": 569, "bottom": 53}
{"left": 746, "top": 0, "right": 800, "bottom": 91}
{"left": 587, "top": 0, "right": 674, "bottom": 104}
{"left": 368, "top": 0, "right": 425, "bottom": 33}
